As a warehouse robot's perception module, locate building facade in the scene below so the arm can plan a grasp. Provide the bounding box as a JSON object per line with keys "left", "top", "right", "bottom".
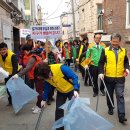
{"left": 78, "top": 0, "right": 103, "bottom": 42}
{"left": 103, "top": 0, "right": 130, "bottom": 53}
{"left": 25, "top": 0, "right": 43, "bottom": 28}
{"left": 60, "top": 0, "right": 80, "bottom": 42}
{"left": 0, "top": 0, "right": 25, "bottom": 52}
{"left": 60, "top": 14, "right": 69, "bottom": 42}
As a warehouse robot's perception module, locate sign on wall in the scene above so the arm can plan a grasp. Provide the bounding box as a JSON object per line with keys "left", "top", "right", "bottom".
{"left": 20, "top": 29, "right": 31, "bottom": 38}
{"left": 31, "top": 25, "right": 62, "bottom": 39}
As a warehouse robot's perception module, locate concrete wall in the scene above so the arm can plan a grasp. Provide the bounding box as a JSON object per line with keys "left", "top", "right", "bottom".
{"left": 79, "top": 0, "right": 103, "bottom": 42}
{"left": 0, "top": 6, "right": 13, "bottom": 50}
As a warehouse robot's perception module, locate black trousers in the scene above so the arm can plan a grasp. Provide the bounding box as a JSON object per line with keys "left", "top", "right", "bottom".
{"left": 5, "top": 75, "right": 12, "bottom": 104}
{"left": 84, "top": 68, "right": 92, "bottom": 86}
{"left": 48, "top": 86, "right": 55, "bottom": 101}
{"left": 25, "top": 75, "right": 34, "bottom": 89}
{"left": 55, "top": 91, "right": 74, "bottom": 130}
{"left": 78, "top": 64, "right": 85, "bottom": 79}
{"left": 89, "top": 65, "right": 104, "bottom": 94}
{"left": 105, "top": 81, "right": 125, "bottom": 117}
{"left": 65, "top": 59, "right": 72, "bottom": 66}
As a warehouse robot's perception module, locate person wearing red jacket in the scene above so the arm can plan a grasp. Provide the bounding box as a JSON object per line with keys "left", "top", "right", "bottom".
{"left": 12, "top": 44, "right": 44, "bottom": 114}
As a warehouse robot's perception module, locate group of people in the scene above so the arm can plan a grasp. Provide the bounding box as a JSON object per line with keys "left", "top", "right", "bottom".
{"left": 84, "top": 33, "right": 129, "bottom": 124}
{"left": 0, "top": 32, "right": 129, "bottom": 130}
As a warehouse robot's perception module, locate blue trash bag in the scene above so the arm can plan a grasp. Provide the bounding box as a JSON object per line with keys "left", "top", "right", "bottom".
{"left": 6, "top": 77, "right": 38, "bottom": 113}
{"left": 52, "top": 97, "right": 113, "bottom": 130}
{"left": 0, "top": 85, "right": 6, "bottom": 98}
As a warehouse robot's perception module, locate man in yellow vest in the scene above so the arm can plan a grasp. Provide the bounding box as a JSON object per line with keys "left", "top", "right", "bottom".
{"left": 98, "top": 33, "right": 129, "bottom": 123}
{"left": 0, "top": 42, "right": 20, "bottom": 105}
{"left": 34, "top": 63, "right": 80, "bottom": 130}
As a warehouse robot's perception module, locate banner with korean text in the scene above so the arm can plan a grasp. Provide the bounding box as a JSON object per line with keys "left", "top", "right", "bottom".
{"left": 31, "top": 25, "right": 62, "bottom": 39}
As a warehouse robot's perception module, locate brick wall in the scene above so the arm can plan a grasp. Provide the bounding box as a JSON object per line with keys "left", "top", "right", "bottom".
{"left": 103, "top": 0, "right": 130, "bottom": 54}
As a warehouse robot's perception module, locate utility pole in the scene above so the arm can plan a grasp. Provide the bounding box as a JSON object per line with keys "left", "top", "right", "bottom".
{"left": 71, "top": 0, "right": 76, "bottom": 39}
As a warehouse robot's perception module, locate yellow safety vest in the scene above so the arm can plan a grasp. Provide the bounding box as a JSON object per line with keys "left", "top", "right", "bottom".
{"left": 46, "top": 64, "right": 74, "bottom": 93}
{"left": 77, "top": 45, "right": 86, "bottom": 68}
{"left": 78, "top": 45, "right": 83, "bottom": 60}
{"left": 105, "top": 47, "right": 126, "bottom": 77}
{"left": 0, "top": 50, "right": 20, "bottom": 75}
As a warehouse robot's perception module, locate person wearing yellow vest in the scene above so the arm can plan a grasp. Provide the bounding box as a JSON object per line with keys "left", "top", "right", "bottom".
{"left": 34, "top": 63, "right": 80, "bottom": 130}
{"left": 12, "top": 44, "right": 44, "bottom": 114}
{"left": 85, "top": 33, "right": 106, "bottom": 97}
{"left": 76, "top": 37, "right": 90, "bottom": 86}
{"left": 0, "top": 42, "right": 20, "bottom": 105}
{"left": 98, "top": 33, "right": 129, "bottom": 123}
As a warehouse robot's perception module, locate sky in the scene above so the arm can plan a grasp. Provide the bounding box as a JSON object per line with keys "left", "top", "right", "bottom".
{"left": 37, "top": 0, "right": 70, "bottom": 25}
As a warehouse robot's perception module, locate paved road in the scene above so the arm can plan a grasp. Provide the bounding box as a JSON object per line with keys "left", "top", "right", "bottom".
{"left": 0, "top": 71, "right": 130, "bottom": 130}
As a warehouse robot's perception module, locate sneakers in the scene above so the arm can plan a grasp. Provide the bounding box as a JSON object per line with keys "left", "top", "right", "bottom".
{"left": 119, "top": 116, "right": 127, "bottom": 123}
{"left": 101, "top": 90, "right": 105, "bottom": 96}
{"left": 31, "top": 106, "right": 37, "bottom": 111}
{"left": 47, "top": 100, "right": 51, "bottom": 105}
{"left": 108, "top": 109, "right": 113, "bottom": 115}
{"left": 93, "top": 93, "right": 98, "bottom": 97}
{"left": 32, "top": 106, "right": 41, "bottom": 114}
{"left": 50, "top": 97, "right": 55, "bottom": 102}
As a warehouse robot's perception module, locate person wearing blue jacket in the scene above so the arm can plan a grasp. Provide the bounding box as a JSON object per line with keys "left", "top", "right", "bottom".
{"left": 34, "top": 63, "right": 80, "bottom": 130}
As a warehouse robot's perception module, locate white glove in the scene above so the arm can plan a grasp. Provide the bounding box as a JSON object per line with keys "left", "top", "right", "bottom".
{"left": 98, "top": 74, "right": 104, "bottom": 80}
{"left": 73, "top": 90, "right": 79, "bottom": 98}
{"left": 12, "top": 74, "right": 18, "bottom": 79}
{"left": 84, "top": 65, "right": 89, "bottom": 70}
{"left": 41, "top": 100, "right": 46, "bottom": 108}
{"left": 76, "top": 59, "right": 79, "bottom": 62}
{"left": 62, "top": 57, "right": 65, "bottom": 60}
{"left": 125, "top": 69, "right": 129, "bottom": 75}
{"left": 0, "top": 67, "right": 9, "bottom": 78}
{"left": 124, "top": 69, "right": 129, "bottom": 77}
{"left": 43, "top": 58, "right": 48, "bottom": 63}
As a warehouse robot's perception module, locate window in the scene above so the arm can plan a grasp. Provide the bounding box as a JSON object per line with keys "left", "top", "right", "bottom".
{"left": 126, "top": 1, "right": 130, "bottom": 28}
{"left": 97, "top": 4, "right": 103, "bottom": 30}
{"left": 97, "top": 4, "right": 102, "bottom": 15}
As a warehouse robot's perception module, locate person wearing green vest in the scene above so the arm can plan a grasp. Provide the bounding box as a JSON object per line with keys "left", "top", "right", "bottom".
{"left": 85, "top": 33, "right": 106, "bottom": 97}
{"left": 98, "top": 33, "right": 129, "bottom": 123}
{"left": 72, "top": 39, "right": 79, "bottom": 72}
{"left": 62, "top": 42, "right": 72, "bottom": 66}
{"left": 0, "top": 42, "right": 20, "bottom": 105}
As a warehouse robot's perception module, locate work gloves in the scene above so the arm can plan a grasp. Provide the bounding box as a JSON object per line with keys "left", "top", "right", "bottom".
{"left": 98, "top": 74, "right": 104, "bottom": 80}
{"left": 99, "top": 69, "right": 129, "bottom": 79}
{"left": 73, "top": 90, "right": 79, "bottom": 98}
{"left": 124, "top": 69, "right": 129, "bottom": 77}
{"left": 41, "top": 100, "right": 46, "bottom": 108}
{"left": 84, "top": 65, "right": 89, "bottom": 70}
{"left": 12, "top": 74, "right": 19, "bottom": 79}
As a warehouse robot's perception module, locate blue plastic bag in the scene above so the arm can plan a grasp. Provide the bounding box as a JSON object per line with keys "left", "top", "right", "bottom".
{"left": 0, "top": 85, "right": 6, "bottom": 98}
{"left": 6, "top": 77, "right": 38, "bottom": 113}
{"left": 52, "top": 97, "right": 113, "bottom": 130}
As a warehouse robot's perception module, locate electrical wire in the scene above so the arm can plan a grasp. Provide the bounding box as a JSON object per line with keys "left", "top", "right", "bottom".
{"left": 45, "top": 16, "right": 60, "bottom": 20}
{"left": 44, "top": 0, "right": 92, "bottom": 21}
{"left": 74, "top": 0, "right": 91, "bottom": 12}
{"left": 44, "top": 0, "right": 63, "bottom": 19}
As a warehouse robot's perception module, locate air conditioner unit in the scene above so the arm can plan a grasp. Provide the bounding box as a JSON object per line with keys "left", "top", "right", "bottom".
{"left": 6, "top": 0, "right": 12, "bottom": 3}
{"left": 124, "top": 36, "right": 130, "bottom": 42}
